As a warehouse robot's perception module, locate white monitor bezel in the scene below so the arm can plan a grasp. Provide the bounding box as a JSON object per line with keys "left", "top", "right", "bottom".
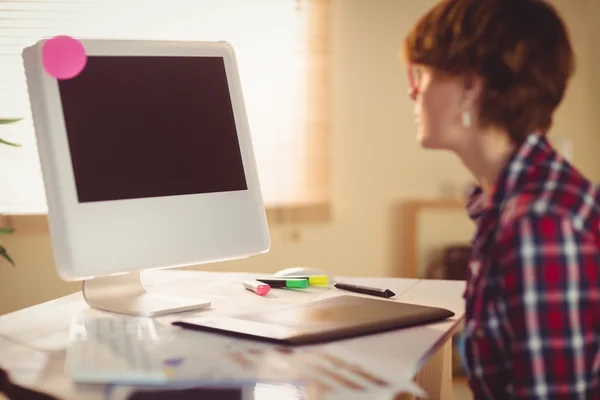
{"left": 22, "top": 39, "right": 270, "bottom": 280}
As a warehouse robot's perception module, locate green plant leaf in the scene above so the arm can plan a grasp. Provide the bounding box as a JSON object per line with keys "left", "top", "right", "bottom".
{"left": 0, "top": 245, "right": 15, "bottom": 266}
{"left": 0, "top": 137, "right": 20, "bottom": 147}
{"left": 0, "top": 118, "right": 22, "bottom": 125}
{"left": 0, "top": 228, "right": 14, "bottom": 235}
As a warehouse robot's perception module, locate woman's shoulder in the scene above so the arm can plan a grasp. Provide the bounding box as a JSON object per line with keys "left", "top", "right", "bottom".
{"left": 500, "top": 160, "right": 600, "bottom": 235}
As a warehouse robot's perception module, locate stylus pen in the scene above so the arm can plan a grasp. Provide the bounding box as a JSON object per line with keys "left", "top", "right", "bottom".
{"left": 334, "top": 282, "right": 396, "bottom": 298}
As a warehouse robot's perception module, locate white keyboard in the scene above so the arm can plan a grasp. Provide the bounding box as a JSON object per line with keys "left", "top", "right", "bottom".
{"left": 66, "top": 315, "right": 168, "bottom": 384}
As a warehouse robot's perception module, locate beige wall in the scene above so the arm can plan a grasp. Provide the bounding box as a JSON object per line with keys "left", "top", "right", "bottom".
{"left": 1, "top": 0, "right": 599, "bottom": 315}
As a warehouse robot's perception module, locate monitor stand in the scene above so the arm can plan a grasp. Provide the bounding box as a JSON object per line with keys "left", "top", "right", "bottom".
{"left": 82, "top": 272, "right": 211, "bottom": 317}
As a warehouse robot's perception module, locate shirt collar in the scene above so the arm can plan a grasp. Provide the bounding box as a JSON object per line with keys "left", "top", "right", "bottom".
{"left": 465, "top": 132, "right": 552, "bottom": 220}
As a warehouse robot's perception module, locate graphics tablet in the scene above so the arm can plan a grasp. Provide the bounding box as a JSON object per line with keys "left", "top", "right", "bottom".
{"left": 172, "top": 295, "right": 455, "bottom": 345}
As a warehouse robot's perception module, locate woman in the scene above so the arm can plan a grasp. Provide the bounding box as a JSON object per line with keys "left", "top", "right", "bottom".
{"left": 403, "top": 0, "right": 600, "bottom": 398}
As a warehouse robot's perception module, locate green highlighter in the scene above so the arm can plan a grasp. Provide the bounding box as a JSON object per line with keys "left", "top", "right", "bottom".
{"left": 256, "top": 278, "right": 308, "bottom": 289}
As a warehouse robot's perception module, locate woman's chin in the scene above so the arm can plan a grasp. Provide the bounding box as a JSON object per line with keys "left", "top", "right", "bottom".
{"left": 417, "top": 128, "right": 450, "bottom": 150}
{"left": 417, "top": 131, "right": 437, "bottom": 148}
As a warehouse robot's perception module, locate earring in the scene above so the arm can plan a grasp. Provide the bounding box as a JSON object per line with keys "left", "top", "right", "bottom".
{"left": 461, "top": 110, "right": 472, "bottom": 128}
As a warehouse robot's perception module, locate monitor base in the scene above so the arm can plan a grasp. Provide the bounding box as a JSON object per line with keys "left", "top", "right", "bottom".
{"left": 82, "top": 272, "right": 211, "bottom": 317}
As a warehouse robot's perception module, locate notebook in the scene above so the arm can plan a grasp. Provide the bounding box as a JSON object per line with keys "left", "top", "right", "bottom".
{"left": 171, "top": 295, "right": 455, "bottom": 345}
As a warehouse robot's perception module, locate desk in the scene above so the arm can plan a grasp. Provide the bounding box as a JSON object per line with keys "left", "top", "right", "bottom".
{"left": 0, "top": 271, "right": 465, "bottom": 399}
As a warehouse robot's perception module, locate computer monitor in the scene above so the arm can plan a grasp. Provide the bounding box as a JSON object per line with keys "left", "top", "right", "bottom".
{"left": 21, "top": 39, "right": 270, "bottom": 317}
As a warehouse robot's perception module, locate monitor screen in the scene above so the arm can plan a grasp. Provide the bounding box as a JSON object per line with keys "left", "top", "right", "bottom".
{"left": 57, "top": 55, "right": 248, "bottom": 203}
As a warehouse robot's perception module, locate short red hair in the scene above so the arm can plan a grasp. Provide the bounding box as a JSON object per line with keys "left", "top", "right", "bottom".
{"left": 403, "top": 0, "right": 575, "bottom": 144}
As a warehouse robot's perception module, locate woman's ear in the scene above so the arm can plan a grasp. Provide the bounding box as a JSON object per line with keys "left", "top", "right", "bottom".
{"left": 457, "top": 74, "right": 484, "bottom": 129}
{"left": 460, "top": 74, "right": 484, "bottom": 110}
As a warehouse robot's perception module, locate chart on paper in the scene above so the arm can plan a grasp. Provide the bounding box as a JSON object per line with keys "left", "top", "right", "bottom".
{"left": 224, "top": 343, "right": 395, "bottom": 395}
{"left": 131, "top": 326, "right": 422, "bottom": 398}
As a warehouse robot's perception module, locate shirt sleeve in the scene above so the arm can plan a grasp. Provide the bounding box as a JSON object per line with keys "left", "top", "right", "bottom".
{"left": 496, "top": 213, "right": 600, "bottom": 399}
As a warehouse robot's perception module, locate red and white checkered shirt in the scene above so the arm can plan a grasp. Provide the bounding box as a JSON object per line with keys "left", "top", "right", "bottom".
{"left": 462, "top": 132, "right": 600, "bottom": 399}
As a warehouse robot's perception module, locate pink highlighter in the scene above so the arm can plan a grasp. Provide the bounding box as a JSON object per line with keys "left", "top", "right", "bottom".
{"left": 243, "top": 280, "right": 270, "bottom": 296}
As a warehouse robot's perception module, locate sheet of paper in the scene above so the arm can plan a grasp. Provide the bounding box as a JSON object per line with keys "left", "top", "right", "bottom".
{"left": 0, "top": 294, "right": 86, "bottom": 352}
{"left": 154, "top": 272, "right": 336, "bottom": 326}
{"left": 105, "top": 324, "right": 426, "bottom": 399}
{"left": 0, "top": 336, "right": 55, "bottom": 386}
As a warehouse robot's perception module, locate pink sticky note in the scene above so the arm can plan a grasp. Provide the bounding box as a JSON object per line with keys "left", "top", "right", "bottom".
{"left": 42, "top": 35, "right": 87, "bottom": 80}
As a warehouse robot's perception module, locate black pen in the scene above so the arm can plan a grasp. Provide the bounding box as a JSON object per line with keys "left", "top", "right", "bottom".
{"left": 334, "top": 282, "right": 396, "bottom": 298}
{"left": 256, "top": 278, "right": 309, "bottom": 289}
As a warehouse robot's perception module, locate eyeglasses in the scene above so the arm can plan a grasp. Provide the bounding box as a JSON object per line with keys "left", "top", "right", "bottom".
{"left": 407, "top": 63, "right": 421, "bottom": 101}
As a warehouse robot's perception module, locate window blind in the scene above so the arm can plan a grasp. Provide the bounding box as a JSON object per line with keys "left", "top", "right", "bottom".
{"left": 0, "top": 0, "right": 331, "bottom": 213}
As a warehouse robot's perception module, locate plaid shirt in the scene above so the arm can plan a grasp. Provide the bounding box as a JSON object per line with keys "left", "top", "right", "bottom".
{"left": 462, "top": 132, "right": 600, "bottom": 399}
